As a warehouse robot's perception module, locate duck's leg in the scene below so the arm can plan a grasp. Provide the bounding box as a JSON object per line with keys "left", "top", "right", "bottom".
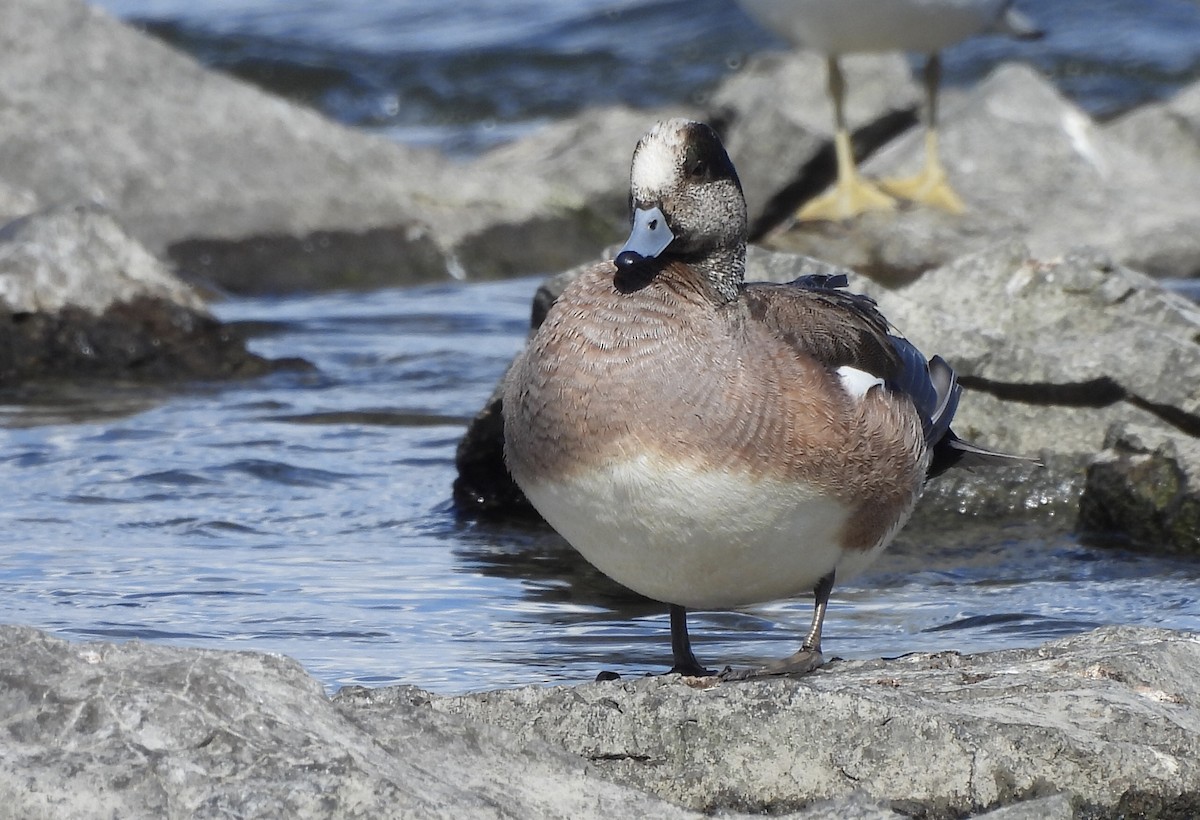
{"left": 720, "top": 571, "right": 835, "bottom": 681}
{"left": 668, "top": 604, "right": 716, "bottom": 677}
{"left": 797, "top": 56, "right": 896, "bottom": 222}
{"left": 879, "top": 53, "right": 965, "bottom": 213}
{"left": 595, "top": 604, "right": 714, "bottom": 681}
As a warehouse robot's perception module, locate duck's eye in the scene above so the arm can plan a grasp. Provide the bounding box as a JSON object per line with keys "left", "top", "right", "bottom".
{"left": 688, "top": 159, "right": 708, "bottom": 180}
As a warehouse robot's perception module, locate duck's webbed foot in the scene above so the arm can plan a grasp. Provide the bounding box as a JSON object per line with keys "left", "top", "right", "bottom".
{"left": 718, "top": 647, "right": 825, "bottom": 681}
{"left": 720, "top": 570, "right": 836, "bottom": 683}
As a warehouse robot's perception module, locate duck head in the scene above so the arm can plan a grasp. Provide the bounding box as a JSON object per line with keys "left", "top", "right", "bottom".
{"left": 614, "top": 119, "right": 747, "bottom": 303}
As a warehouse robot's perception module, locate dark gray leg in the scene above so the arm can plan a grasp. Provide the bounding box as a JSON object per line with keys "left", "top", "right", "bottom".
{"left": 668, "top": 604, "right": 715, "bottom": 677}
{"left": 721, "top": 571, "right": 836, "bottom": 681}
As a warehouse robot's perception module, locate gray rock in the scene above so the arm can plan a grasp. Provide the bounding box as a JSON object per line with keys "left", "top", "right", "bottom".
{"left": 0, "top": 203, "right": 287, "bottom": 383}
{"left": 0, "top": 179, "right": 38, "bottom": 224}
{"left": 765, "top": 65, "right": 1200, "bottom": 281}
{"left": 369, "top": 626, "right": 1200, "bottom": 818}
{"left": 0, "top": 202, "right": 205, "bottom": 314}
{"left": 1080, "top": 423, "right": 1200, "bottom": 556}
{"left": 6, "top": 623, "right": 1198, "bottom": 818}
{"left": 0, "top": 625, "right": 702, "bottom": 820}
{"left": 709, "top": 51, "right": 920, "bottom": 233}
{"left": 0, "top": 0, "right": 450, "bottom": 293}
{"left": 848, "top": 242, "right": 1200, "bottom": 457}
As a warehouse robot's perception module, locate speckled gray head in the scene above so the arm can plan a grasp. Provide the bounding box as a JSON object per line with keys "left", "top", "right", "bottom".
{"left": 615, "top": 119, "right": 747, "bottom": 303}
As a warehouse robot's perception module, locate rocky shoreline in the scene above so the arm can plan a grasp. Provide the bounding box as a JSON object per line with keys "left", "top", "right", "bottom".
{"left": 3, "top": 624, "right": 1197, "bottom": 819}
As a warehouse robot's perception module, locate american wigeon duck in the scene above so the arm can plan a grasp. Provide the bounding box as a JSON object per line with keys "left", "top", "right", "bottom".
{"left": 736, "top": 0, "right": 1040, "bottom": 220}
{"left": 503, "top": 119, "right": 1018, "bottom": 679}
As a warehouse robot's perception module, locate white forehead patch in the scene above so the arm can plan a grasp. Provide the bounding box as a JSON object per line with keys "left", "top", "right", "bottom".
{"left": 630, "top": 119, "right": 690, "bottom": 199}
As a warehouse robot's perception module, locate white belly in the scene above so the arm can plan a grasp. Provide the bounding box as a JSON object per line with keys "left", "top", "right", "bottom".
{"left": 522, "top": 455, "right": 889, "bottom": 610}
{"left": 737, "top": 0, "right": 1007, "bottom": 53}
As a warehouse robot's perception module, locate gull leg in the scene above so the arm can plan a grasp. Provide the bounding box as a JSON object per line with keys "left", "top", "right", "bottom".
{"left": 797, "top": 56, "right": 896, "bottom": 222}
{"left": 880, "top": 53, "right": 965, "bottom": 213}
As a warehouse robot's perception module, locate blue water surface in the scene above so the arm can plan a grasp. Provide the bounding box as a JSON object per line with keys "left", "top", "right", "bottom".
{"left": 92, "top": 0, "right": 1200, "bottom": 153}
{"left": 2, "top": 279, "right": 1198, "bottom": 693}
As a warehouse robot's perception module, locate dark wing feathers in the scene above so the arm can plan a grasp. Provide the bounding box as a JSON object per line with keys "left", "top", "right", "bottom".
{"left": 744, "top": 275, "right": 1034, "bottom": 479}
{"left": 742, "top": 280, "right": 899, "bottom": 379}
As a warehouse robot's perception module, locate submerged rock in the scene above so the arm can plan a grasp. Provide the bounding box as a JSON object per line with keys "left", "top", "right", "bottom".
{"left": 1081, "top": 424, "right": 1200, "bottom": 557}
{"left": 0, "top": 204, "right": 298, "bottom": 384}
{"left": 4, "top": 623, "right": 1196, "bottom": 818}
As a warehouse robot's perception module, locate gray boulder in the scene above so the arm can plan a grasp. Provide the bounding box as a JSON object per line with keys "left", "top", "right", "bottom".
{"left": 848, "top": 243, "right": 1200, "bottom": 459}
{"left": 0, "top": 0, "right": 448, "bottom": 293}
{"left": 0, "top": 0, "right": 683, "bottom": 294}
{"left": 0, "top": 202, "right": 205, "bottom": 314}
{"left": 763, "top": 66, "right": 1200, "bottom": 282}
{"left": 0, "top": 179, "right": 38, "bottom": 224}
{"left": 355, "top": 626, "right": 1200, "bottom": 818}
{"left": 0, "top": 203, "right": 288, "bottom": 383}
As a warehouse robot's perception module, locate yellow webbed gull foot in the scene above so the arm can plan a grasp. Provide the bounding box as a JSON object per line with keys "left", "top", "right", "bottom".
{"left": 797, "top": 172, "right": 897, "bottom": 222}
{"left": 880, "top": 130, "right": 966, "bottom": 214}
{"left": 796, "top": 129, "right": 896, "bottom": 222}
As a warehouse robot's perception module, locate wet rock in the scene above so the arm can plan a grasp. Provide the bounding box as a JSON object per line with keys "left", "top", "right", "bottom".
{"left": 0, "top": 625, "right": 704, "bottom": 820}
{"left": 764, "top": 66, "right": 1200, "bottom": 282}
{"left": 1080, "top": 424, "right": 1200, "bottom": 556}
{"left": 0, "top": 204, "right": 291, "bottom": 384}
{"left": 708, "top": 51, "right": 920, "bottom": 233}
{"left": 355, "top": 626, "right": 1200, "bottom": 818}
{"left": 0, "top": 202, "right": 204, "bottom": 315}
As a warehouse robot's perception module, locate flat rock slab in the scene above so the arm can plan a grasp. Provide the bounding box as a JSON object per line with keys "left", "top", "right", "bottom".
{"left": 355, "top": 626, "right": 1200, "bottom": 818}
{"left": 766, "top": 66, "right": 1200, "bottom": 281}
{"left": 4, "top": 623, "right": 1190, "bottom": 818}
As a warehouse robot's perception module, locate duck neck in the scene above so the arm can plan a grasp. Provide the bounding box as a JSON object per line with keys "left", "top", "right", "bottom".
{"left": 687, "top": 242, "right": 746, "bottom": 305}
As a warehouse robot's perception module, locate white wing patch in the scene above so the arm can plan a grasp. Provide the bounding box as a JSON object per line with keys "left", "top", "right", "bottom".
{"left": 836, "top": 366, "right": 884, "bottom": 401}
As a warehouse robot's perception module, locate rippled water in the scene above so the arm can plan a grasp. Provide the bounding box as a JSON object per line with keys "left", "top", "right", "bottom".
{"left": 95, "top": 0, "right": 1200, "bottom": 154}
{"left": 3, "top": 279, "right": 1199, "bottom": 693}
